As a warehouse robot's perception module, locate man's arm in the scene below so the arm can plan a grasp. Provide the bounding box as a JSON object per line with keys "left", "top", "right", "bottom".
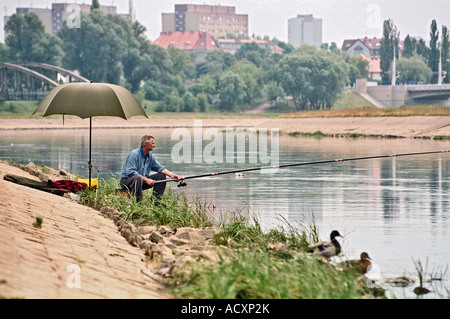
{"left": 161, "top": 168, "right": 180, "bottom": 181}
{"left": 121, "top": 150, "right": 140, "bottom": 178}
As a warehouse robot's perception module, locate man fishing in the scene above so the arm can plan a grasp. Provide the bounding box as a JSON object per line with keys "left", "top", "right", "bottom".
{"left": 120, "top": 135, "right": 181, "bottom": 202}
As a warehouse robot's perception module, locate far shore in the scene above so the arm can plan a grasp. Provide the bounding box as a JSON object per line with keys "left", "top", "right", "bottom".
{"left": 0, "top": 116, "right": 449, "bottom": 139}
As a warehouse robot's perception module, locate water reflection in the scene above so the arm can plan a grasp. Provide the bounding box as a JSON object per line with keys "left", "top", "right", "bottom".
{"left": 1, "top": 128, "right": 449, "bottom": 298}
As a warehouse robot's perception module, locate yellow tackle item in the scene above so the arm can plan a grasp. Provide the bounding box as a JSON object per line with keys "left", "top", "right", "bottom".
{"left": 77, "top": 178, "right": 98, "bottom": 189}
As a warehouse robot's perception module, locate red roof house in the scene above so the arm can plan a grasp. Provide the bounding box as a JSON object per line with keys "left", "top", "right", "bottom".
{"left": 342, "top": 36, "right": 404, "bottom": 59}
{"left": 216, "top": 38, "right": 284, "bottom": 55}
{"left": 153, "top": 31, "right": 220, "bottom": 61}
{"left": 356, "top": 53, "right": 382, "bottom": 81}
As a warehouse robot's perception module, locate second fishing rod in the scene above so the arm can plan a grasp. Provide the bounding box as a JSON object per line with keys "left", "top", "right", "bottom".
{"left": 153, "top": 150, "right": 449, "bottom": 187}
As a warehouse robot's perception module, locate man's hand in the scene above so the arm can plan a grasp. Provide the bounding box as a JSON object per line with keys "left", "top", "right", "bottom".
{"left": 170, "top": 174, "right": 181, "bottom": 182}
{"left": 143, "top": 176, "right": 155, "bottom": 186}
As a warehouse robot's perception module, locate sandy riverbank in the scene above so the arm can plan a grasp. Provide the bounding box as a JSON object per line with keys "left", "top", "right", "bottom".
{"left": 0, "top": 160, "right": 171, "bottom": 299}
{"left": 1, "top": 116, "right": 449, "bottom": 138}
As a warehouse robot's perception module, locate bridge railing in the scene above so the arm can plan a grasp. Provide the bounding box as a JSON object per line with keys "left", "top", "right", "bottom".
{"left": 0, "top": 91, "right": 50, "bottom": 101}
{"left": 408, "top": 84, "right": 450, "bottom": 91}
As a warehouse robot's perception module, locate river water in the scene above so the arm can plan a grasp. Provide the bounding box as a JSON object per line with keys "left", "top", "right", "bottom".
{"left": 1, "top": 126, "right": 449, "bottom": 298}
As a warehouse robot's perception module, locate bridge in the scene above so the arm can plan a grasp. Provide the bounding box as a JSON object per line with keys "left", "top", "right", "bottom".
{"left": 355, "top": 79, "right": 450, "bottom": 107}
{"left": 407, "top": 84, "right": 450, "bottom": 100}
{"left": 0, "top": 62, "right": 90, "bottom": 101}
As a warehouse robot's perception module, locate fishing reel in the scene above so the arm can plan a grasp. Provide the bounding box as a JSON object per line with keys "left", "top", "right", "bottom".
{"left": 177, "top": 181, "right": 187, "bottom": 187}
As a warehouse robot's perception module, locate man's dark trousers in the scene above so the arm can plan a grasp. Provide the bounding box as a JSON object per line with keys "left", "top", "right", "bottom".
{"left": 120, "top": 173, "right": 166, "bottom": 202}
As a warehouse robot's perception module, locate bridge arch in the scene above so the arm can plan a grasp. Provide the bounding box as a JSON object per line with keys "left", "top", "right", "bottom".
{"left": 0, "top": 62, "right": 89, "bottom": 101}
{"left": 22, "top": 62, "right": 90, "bottom": 83}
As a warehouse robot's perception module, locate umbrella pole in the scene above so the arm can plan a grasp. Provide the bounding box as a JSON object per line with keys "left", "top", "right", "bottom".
{"left": 89, "top": 117, "right": 92, "bottom": 189}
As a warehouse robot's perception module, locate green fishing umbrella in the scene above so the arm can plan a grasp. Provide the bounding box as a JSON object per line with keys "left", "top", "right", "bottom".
{"left": 33, "top": 82, "right": 148, "bottom": 187}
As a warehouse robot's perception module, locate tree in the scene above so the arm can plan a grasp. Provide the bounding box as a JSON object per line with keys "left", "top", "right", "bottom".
{"left": 196, "top": 50, "right": 236, "bottom": 78}
{"left": 0, "top": 43, "right": 10, "bottom": 62}
{"left": 197, "top": 93, "right": 210, "bottom": 112}
{"left": 428, "top": 20, "right": 440, "bottom": 83}
{"left": 380, "top": 19, "right": 400, "bottom": 82}
{"left": 403, "top": 35, "right": 417, "bottom": 58}
{"left": 396, "top": 54, "right": 432, "bottom": 83}
{"left": 344, "top": 53, "right": 369, "bottom": 86}
{"left": 230, "top": 60, "right": 263, "bottom": 103}
{"left": 182, "top": 92, "right": 198, "bottom": 112}
{"left": 273, "top": 55, "right": 310, "bottom": 110}
{"left": 321, "top": 42, "right": 341, "bottom": 55}
{"left": 272, "top": 37, "right": 294, "bottom": 54}
{"left": 91, "top": 0, "right": 100, "bottom": 11}
{"left": 58, "top": 10, "right": 127, "bottom": 83}
{"left": 162, "top": 90, "right": 183, "bottom": 112}
{"left": 264, "top": 81, "right": 285, "bottom": 107}
{"left": 416, "top": 38, "right": 428, "bottom": 58}
{"left": 167, "top": 46, "right": 194, "bottom": 79}
{"left": 5, "top": 13, "right": 61, "bottom": 64}
{"left": 120, "top": 20, "right": 169, "bottom": 93}
{"left": 274, "top": 47, "right": 348, "bottom": 110}
{"left": 441, "top": 25, "right": 450, "bottom": 83}
{"left": 216, "top": 71, "right": 246, "bottom": 111}
{"left": 235, "top": 42, "right": 270, "bottom": 67}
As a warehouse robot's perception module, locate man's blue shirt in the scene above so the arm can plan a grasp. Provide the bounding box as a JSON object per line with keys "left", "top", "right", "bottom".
{"left": 120, "top": 147, "right": 166, "bottom": 178}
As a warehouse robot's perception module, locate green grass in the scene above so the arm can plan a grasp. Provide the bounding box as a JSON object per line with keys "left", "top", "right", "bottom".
{"left": 332, "top": 92, "right": 376, "bottom": 109}
{"left": 75, "top": 178, "right": 383, "bottom": 299}
{"left": 78, "top": 178, "right": 214, "bottom": 229}
{"left": 3, "top": 93, "right": 449, "bottom": 119}
{"left": 287, "top": 131, "right": 327, "bottom": 138}
{"left": 168, "top": 247, "right": 371, "bottom": 299}
{"left": 32, "top": 216, "right": 43, "bottom": 229}
{"left": 280, "top": 104, "right": 450, "bottom": 118}
{"left": 0, "top": 101, "right": 41, "bottom": 117}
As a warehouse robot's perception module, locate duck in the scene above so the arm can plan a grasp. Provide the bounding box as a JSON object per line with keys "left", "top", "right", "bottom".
{"left": 307, "top": 230, "right": 343, "bottom": 259}
{"left": 342, "top": 252, "right": 372, "bottom": 274}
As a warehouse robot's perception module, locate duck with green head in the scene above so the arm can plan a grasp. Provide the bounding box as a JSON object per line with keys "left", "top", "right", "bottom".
{"left": 307, "top": 230, "right": 343, "bottom": 259}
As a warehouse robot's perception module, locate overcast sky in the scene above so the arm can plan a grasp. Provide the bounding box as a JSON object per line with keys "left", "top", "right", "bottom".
{"left": 1, "top": 0, "right": 449, "bottom": 46}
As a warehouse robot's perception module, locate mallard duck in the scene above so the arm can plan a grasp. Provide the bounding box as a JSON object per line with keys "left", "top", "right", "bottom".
{"left": 342, "top": 252, "right": 372, "bottom": 274}
{"left": 307, "top": 230, "right": 342, "bottom": 259}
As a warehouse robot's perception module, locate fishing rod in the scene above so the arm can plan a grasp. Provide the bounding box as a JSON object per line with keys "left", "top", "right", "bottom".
{"left": 155, "top": 150, "right": 449, "bottom": 187}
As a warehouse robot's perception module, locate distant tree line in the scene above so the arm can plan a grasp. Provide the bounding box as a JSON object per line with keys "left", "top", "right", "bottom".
{"left": 380, "top": 18, "right": 449, "bottom": 84}
{"left": 1, "top": 7, "right": 447, "bottom": 113}
{"left": 0, "top": 6, "right": 370, "bottom": 112}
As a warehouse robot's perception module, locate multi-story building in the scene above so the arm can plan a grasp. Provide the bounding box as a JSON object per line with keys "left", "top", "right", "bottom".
{"left": 50, "top": 3, "right": 119, "bottom": 35}
{"left": 15, "top": 7, "right": 53, "bottom": 34}
{"left": 288, "top": 14, "right": 322, "bottom": 48}
{"left": 162, "top": 4, "right": 248, "bottom": 39}
{"left": 4, "top": 1, "right": 133, "bottom": 40}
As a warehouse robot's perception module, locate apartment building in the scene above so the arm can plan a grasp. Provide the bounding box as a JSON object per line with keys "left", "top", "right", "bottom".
{"left": 162, "top": 4, "right": 248, "bottom": 39}
{"left": 288, "top": 14, "right": 322, "bottom": 48}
